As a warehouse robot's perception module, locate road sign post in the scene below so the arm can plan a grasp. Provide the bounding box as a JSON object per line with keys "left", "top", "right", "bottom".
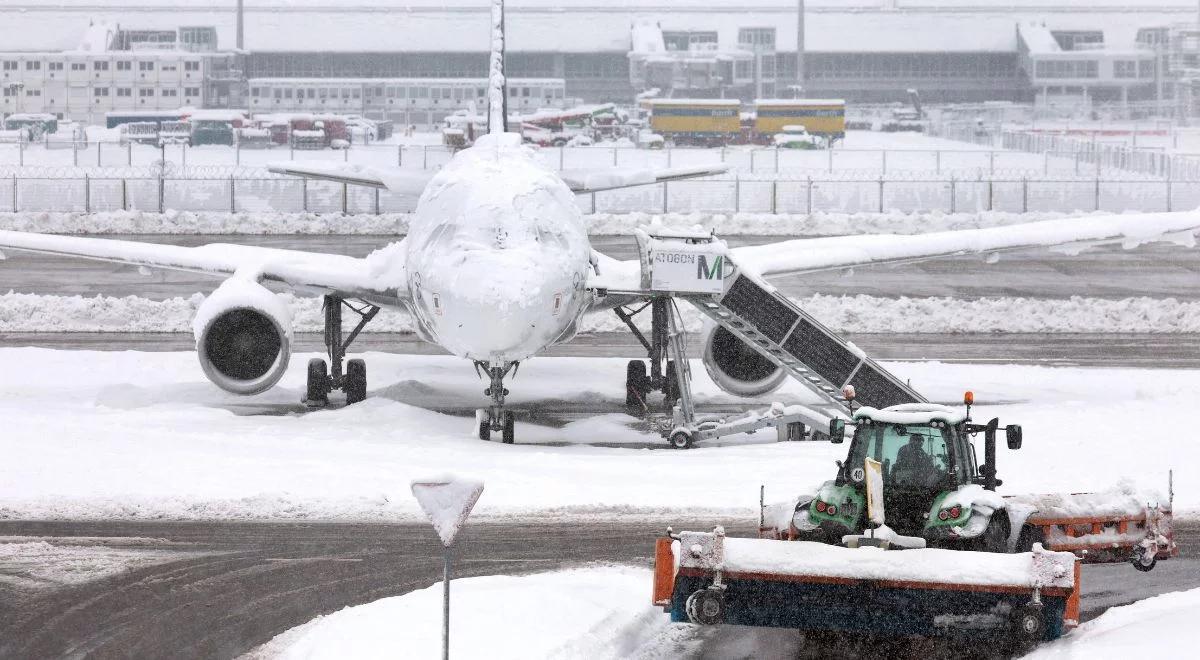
{"left": 411, "top": 476, "right": 484, "bottom": 660}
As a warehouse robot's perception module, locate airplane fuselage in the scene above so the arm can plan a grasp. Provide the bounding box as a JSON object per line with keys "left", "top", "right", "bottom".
{"left": 401, "top": 132, "right": 593, "bottom": 364}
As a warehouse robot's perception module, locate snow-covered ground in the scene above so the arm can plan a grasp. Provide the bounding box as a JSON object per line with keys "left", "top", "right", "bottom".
{"left": 248, "top": 566, "right": 1200, "bottom": 660}
{"left": 0, "top": 208, "right": 1147, "bottom": 236}
{"left": 4, "top": 292, "right": 1196, "bottom": 334}
{"left": 0, "top": 349, "right": 1191, "bottom": 521}
{"left": 1023, "top": 587, "right": 1200, "bottom": 659}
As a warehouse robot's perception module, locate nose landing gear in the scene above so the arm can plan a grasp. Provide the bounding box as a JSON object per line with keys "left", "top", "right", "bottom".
{"left": 476, "top": 361, "right": 518, "bottom": 444}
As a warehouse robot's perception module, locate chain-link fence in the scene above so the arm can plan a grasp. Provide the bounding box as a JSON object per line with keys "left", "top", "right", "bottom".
{"left": 0, "top": 174, "right": 1192, "bottom": 216}
{"left": 1, "top": 139, "right": 1188, "bottom": 179}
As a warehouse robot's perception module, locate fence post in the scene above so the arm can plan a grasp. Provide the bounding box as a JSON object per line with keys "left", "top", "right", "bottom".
{"left": 949, "top": 177, "right": 955, "bottom": 214}
{"left": 230, "top": 175, "right": 236, "bottom": 213}
{"left": 18, "top": 141, "right": 23, "bottom": 167}
{"left": 720, "top": 146, "right": 725, "bottom": 163}
{"left": 666, "top": 147, "right": 672, "bottom": 168}
{"left": 935, "top": 150, "right": 940, "bottom": 174}
{"left": 158, "top": 176, "right": 165, "bottom": 214}
{"left": 734, "top": 177, "right": 741, "bottom": 213}
{"left": 1094, "top": 176, "right": 1100, "bottom": 212}
{"left": 774, "top": 147, "right": 779, "bottom": 173}
{"left": 612, "top": 147, "right": 618, "bottom": 167}
{"left": 1022, "top": 177, "right": 1028, "bottom": 213}
{"left": 302, "top": 178, "right": 308, "bottom": 213}
{"left": 235, "top": 141, "right": 241, "bottom": 166}
{"left": 987, "top": 178, "right": 993, "bottom": 212}
{"left": 398, "top": 144, "right": 403, "bottom": 167}
{"left": 423, "top": 146, "right": 428, "bottom": 170}
{"left": 11, "top": 175, "right": 17, "bottom": 213}
{"left": 806, "top": 176, "right": 813, "bottom": 214}
{"left": 181, "top": 144, "right": 186, "bottom": 171}
{"left": 770, "top": 180, "right": 777, "bottom": 214}
{"left": 590, "top": 192, "right": 596, "bottom": 214}
{"left": 988, "top": 150, "right": 995, "bottom": 176}
{"left": 878, "top": 177, "right": 884, "bottom": 213}
{"left": 662, "top": 181, "right": 669, "bottom": 214}
{"left": 559, "top": 146, "right": 565, "bottom": 170}
{"left": 374, "top": 187, "right": 381, "bottom": 215}
{"left": 342, "top": 182, "right": 349, "bottom": 215}
{"left": 1167, "top": 179, "right": 1173, "bottom": 213}
{"left": 73, "top": 142, "right": 79, "bottom": 167}
{"left": 881, "top": 150, "right": 887, "bottom": 175}
{"left": 121, "top": 178, "right": 128, "bottom": 211}
{"left": 344, "top": 145, "right": 349, "bottom": 162}
{"left": 750, "top": 150, "right": 755, "bottom": 174}
{"left": 827, "top": 148, "right": 833, "bottom": 173}
{"left": 127, "top": 142, "right": 132, "bottom": 166}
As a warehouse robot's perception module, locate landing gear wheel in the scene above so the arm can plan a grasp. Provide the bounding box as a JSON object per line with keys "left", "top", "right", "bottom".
{"left": 306, "top": 358, "right": 329, "bottom": 406}
{"left": 685, "top": 588, "right": 725, "bottom": 626}
{"left": 1009, "top": 602, "right": 1045, "bottom": 654}
{"left": 502, "top": 410, "right": 515, "bottom": 444}
{"left": 477, "top": 410, "right": 491, "bottom": 441}
{"left": 625, "top": 360, "right": 648, "bottom": 409}
{"left": 669, "top": 430, "right": 693, "bottom": 450}
{"left": 1131, "top": 548, "right": 1158, "bottom": 572}
{"left": 344, "top": 358, "right": 367, "bottom": 405}
{"left": 663, "top": 360, "right": 680, "bottom": 411}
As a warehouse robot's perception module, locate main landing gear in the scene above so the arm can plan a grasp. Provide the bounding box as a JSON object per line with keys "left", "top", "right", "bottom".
{"left": 305, "top": 294, "right": 380, "bottom": 407}
{"left": 615, "top": 298, "right": 680, "bottom": 414}
{"left": 476, "top": 361, "right": 517, "bottom": 444}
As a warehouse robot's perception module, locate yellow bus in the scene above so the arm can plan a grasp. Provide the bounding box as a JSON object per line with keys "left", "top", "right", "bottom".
{"left": 754, "top": 99, "right": 846, "bottom": 144}
{"left": 646, "top": 99, "right": 742, "bottom": 146}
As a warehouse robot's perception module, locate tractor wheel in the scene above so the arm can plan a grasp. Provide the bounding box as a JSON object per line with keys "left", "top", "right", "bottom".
{"left": 686, "top": 588, "right": 725, "bottom": 626}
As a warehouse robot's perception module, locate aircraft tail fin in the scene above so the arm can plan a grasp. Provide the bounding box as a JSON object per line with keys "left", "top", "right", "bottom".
{"left": 487, "top": 0, "right": 509, "bottom": 134}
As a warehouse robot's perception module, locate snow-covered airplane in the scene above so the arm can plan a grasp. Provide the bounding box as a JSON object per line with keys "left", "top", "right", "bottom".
{"left": 2, "top": 1, "right": 1199, "bottom": 444}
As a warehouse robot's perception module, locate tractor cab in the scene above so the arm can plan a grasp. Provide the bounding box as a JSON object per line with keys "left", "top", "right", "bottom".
{"left": 799, "top": 394, "right": 1023, "bottom": 548}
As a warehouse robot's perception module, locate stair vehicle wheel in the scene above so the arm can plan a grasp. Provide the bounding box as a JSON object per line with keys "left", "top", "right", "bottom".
{"left": 1009, "top": 602, "right": 1045, "bottom": 652}
{"left": 502, "top": 410, "right": 515, "bottom": 444}
{"left": 1131, "top": 547, "right": 1157, "bottom": 572}
{"left": 478, "top": 410, "right": 491, "bottom": 441}
{"left": 345, "top": 359, "right": 367, "bottom": 404}
{"left": 686, "top": 588, "right": 725, "bottom": 626}
{"left": 306, "top": 358, "right": 329, "bottom": 406}
{"left": 669, "top": 430, "right": 693, "bottom": 450}
{"left": 625, "top": 360, "right": 648, "bottom": 408}
{"left": 664, "top": 360, "right": 680, "bottom": 411}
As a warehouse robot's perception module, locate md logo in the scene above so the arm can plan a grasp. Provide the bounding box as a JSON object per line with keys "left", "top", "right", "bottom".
{"left": 697, "top": 255, "right": 724, "bottom": 281}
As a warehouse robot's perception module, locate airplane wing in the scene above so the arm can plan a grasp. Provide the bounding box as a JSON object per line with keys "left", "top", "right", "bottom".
{"left": 558, "top": 164, "right": 729, "bottom": 194}
{"left": 0, "top": 230, "right": 410, "bottom": 305}
{"left": 266, "top": 162, "right": 432, "bottom": 197}
{"left": 586, "top": 211, "right": 1200, "bottom": 297}
{"left": 268, "top": 161, "right": 728, "bottom": 195}
{"left": 731, "top": 211, "right": 1200, "bottom": 278}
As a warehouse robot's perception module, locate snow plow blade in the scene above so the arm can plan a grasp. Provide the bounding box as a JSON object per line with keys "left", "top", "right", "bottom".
{"left": 653, "top": 528, "right": 1080, "bottom": 646}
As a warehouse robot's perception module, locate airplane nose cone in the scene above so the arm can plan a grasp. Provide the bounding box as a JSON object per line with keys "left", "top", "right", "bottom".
{"left": 419, "top": 249, "right": 576, "bottom": 361}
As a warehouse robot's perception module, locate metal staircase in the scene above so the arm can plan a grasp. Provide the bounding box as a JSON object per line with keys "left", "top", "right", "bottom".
{"left": 684, "top": 271, "right": 926, "bottom": 414}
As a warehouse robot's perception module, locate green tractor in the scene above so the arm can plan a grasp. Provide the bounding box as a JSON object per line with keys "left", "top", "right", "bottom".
{"left": 793, "top": 397, "right": 1023, "bottom": 552}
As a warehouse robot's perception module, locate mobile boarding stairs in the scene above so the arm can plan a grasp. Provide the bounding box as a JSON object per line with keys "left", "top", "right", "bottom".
{"left": 613, "top": 227, "right": 925, "bottom": 448}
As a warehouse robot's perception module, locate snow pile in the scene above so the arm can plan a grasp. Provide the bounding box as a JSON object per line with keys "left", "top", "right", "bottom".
{"left": 248, "top": 567, "right": 668, "bottom": 660}
{"left": 1007, "top": 481, "right": 1167, "bottom": 520}
{"left": 0, "top": 538, "right": 194, "bottom": 591}
{"left": 1023, "top": 587, "right": 1200, "bottom": 659}
{"left": 0, "top": 209, "right": 1125, "bottom": 237}
{"left": 5, "top": 291, "right": 1200, "bottom": 334}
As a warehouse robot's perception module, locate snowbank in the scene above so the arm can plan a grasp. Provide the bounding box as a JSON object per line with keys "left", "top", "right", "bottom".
{"left": 0, "top": 538, "right": 195, "bottom": 591}
{"left": 4, "top": 291, "right": 1198, "bottom": 334}
{"left": 1023, "top": 587, "right": 1200, "bottom": 659}
{"left": 247, "top": 567, "right": 667, "bottom": 660}
{"left": 0, "top": 209, "right": 1115, "bottom": 237}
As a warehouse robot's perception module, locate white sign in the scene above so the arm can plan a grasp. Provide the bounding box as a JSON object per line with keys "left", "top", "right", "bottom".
{"left": 650, "top": 248, "right": 728, "bottom": 294}
{"left": 411, "top": 476, "right": 485, "bottom": 547}
{"left": 865, "top": 458, "right": 885, "bottom": 527}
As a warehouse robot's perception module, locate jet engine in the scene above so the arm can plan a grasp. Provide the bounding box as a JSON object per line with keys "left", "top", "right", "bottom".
{"left": 701, "top": 323, "right": 786, "bottom": 397}
{"left": 192, "top": 278, "right": 293, "bottom": 395}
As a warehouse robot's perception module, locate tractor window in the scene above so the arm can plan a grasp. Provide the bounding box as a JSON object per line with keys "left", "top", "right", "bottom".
{"left": 853, "top": 423, "right": 950, "bottom": 489}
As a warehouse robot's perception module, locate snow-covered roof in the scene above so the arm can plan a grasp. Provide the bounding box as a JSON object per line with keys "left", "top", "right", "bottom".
{"left": 0, "top": 3, "right": 1188, "bottom": 54}
{"left": 755, "top": 99, "right": 845, "bottom": 106}
{"left": 853, "top": 403, "right": 967, "bottom": 426}
{"left": 644, "top": 99, "right": 741, "bottom": 106}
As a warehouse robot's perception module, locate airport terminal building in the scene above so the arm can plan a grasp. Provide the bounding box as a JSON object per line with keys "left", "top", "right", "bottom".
{"left": 0, "top": 1, "right": 1196, "bottom": 125}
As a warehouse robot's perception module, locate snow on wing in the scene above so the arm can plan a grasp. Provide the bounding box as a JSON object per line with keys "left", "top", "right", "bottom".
{"left": 0, "top": 229, "right": 409, "bottom": 301}
{"left": 731, "top": 211, "right": 1200, "bottom": 278}
{"left": 265, "top": 162, "right": 433, "bottom": 197}
{"left": 558, "top": 164, "right": 729, "bottom": 193}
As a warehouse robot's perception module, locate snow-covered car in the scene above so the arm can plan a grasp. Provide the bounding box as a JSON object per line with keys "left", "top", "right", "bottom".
{"left": 567, "top": 134, "right": 594, "bottom": 147}
{"left": 772, "top": 125, "right": 825, "bottom": 150}
{"left": 636, "top": 130, "right": 664, "bottom": 150}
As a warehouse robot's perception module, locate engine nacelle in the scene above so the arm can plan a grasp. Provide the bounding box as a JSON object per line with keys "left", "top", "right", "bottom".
{"left": 702, "top": 323, "right": 786, "bottom": 397}
{"left": 192, "top": 277, "right": 293, "bottom": 395}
